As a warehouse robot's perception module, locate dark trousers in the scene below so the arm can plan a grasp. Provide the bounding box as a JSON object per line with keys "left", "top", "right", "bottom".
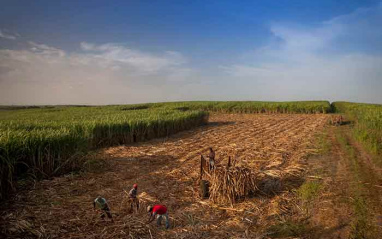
{"left": 129, "top": 197, "right": 139, "bottom": 211}
{"left": 101, "top": 205, "right": 112, "bottom": 219}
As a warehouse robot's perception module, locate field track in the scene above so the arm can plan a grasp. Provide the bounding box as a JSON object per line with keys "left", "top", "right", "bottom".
{"left": 1, "top": 114, "right": 329, "bottom": 238}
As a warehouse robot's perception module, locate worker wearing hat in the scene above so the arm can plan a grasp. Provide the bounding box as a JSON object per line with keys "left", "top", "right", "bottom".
{"left": 147, "top": 205, "right": 170, "bottom": 229}
{"left": 128, "top": 183, "right": 139, "bottom": 212}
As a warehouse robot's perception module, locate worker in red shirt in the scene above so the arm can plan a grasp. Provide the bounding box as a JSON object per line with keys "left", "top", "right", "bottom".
{"left": 147, "top": 205, "right": 170, "bottom": 229}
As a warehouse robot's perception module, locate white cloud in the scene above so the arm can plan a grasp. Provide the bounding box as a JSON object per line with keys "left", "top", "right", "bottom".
{"left": 80, "top": 42, "right": 95, "bottom": 51}
{"left": 222, "top": 3, "right": 382, "bottom": 103}
{"left": 1, "top": 4, "right": 381, "bottom": 105}
{"left": 78, "top": 42, "right": 187, "bottom": 73}
{"left": 0, "top": 29, "right": 18, "bottom": 40}
{"left": 28, "top": 41, "right": 66, "bottom": 57}
{"left": 0, "top": 42, "right": 195, "bottom": 105}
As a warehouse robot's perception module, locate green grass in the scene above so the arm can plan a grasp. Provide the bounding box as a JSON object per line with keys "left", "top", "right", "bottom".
{"left": 332, "top": 102, "right": 382, "bottom": 238}
{"left": 335, "top": 131, "right": 378, "bottom": 239}
{"left": 297, "top": 181, "right": 321, "bottom": 201}
{"left": 315, "top": 130, "right": 331, "bottom": 155}
{"left": 268, "top": 220, "right": 308, "bottom": 238}
{"left": 332, "top": 102, "right": 382, "bottom": 157}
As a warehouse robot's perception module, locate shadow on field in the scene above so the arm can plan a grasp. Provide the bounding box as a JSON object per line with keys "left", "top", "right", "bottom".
{"left": 0, "top": 153, "right": 198, "bottom": 237}
{"left": 339, "top": 120, "right": 352, "bottom": 126}
{"left": 128, "top": 120, "right": 237, "bottom": 147}
{"left": 206, "top": 121, "right": 235, "bottom": 127}
{"left": 265, "top": 220, "right": 350, "bottom": 239}
{"left": 91, "top": 120, "right": 236, "bottom": 148}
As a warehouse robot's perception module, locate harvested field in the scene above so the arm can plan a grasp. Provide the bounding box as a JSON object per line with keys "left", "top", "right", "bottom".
{"left": 0, "top": 114, "right": 329, "bottom": 238}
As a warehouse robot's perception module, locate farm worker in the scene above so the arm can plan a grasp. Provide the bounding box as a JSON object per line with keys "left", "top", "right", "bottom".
{"left": 93, "top": 196, "right": 114, "bottom": 222}
{"left": 208, "top": 147, "right": 215, "bottom": 171}
{"left": 147, "top": 205, "right": 170, "bottom": 229}
{"left": 128, "top": 183, "right": 139, "bottom": 212}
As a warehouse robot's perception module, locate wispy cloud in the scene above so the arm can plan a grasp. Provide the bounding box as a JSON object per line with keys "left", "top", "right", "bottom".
{"left": 1, "top": 3, "right": 381, "bottom": 105}
{"left": 28, "top": 41, "right": 66, "bottom": 57}
{"left": 0, "top": 41, "right": 196, "bottom": 104}
{"left": 0, "top": 29, "right": 18, "bottom": 40}
{"left": 222, "top": 3, "right": 382, "bottom": 103}
{"left": 78, "top": 42, "right": 187, "bottom": 74}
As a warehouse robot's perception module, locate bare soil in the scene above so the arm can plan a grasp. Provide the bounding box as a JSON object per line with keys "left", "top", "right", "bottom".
{"left": 303, "top": 128, "right": 354, "bottom": 239}
{"left": 305, "top": 125, "right": 382, "bottom": 239}
{"left": 3, "top": 113, "right": 379, "bottom": 238}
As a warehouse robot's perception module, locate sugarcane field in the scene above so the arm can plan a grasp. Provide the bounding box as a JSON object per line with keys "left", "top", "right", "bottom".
{"left": 2, "top": 2, "right": 382, "bottom": 238}
{"left": 1, "top": 103, "right": 381, "bottom": 238}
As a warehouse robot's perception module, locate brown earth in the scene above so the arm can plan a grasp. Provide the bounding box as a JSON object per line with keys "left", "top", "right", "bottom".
{"left": 305, "top": 124, "right": 382, "bottom": 239}
{"left": 3, "top": 113, "right": 379, "bottom": 238}
{"left": 303, "top": 128, "right": 354, "bottom": 239}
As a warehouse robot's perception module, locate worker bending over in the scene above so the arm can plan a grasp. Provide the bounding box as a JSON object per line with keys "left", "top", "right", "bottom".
{"left": 147, "top": 205, "right": 170, "bottom": 229}
{"left": 93, "top": 196, "right": 114, "bottom": 222}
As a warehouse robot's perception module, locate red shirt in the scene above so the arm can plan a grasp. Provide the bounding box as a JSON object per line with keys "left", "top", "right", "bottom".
{"left": 152, "top": 205, "right": 167, "bottom": 215}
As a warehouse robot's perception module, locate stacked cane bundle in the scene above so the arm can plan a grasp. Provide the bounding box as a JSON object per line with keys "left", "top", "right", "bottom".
{"left": 208, "top": 164, "right": 305, "bottom": 205}
{"left": 209, "top": 165, "right": 257, "bottom": 205}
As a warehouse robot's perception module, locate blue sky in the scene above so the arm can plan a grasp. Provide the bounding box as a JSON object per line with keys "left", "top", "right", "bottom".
{"left": 0, "top": 0, "right": 381, "bottom": 104}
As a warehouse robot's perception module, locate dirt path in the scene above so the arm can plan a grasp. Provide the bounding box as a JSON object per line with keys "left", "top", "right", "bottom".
{"left": 304, "top": 128, "right": 354, "bottom": 238}
{"left": 0, "top": 113, "right": 334, "bottom": 238}
{"left": 305, "top": 125, "right": 382, "bottom": 238}
{"left": 338, "top": 127, "right": 382, "bottom": 237}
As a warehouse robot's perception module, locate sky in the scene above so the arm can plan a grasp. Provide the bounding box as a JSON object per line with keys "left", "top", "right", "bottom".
{"left": 0, "top": 0, "right": 381, "bottom": 105}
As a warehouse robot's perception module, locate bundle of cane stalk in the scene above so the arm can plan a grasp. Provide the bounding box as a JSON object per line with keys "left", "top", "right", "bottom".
{"left": 209, "top": 165, "right": 257, "bottom": 205}
{"left": 208, "top": 164, "right": 305, "bottom": 205}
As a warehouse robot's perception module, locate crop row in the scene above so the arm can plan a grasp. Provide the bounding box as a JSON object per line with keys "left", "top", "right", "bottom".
{"left": 0, "top": 106, "right": 208, "bottom": 199}
{"left": 124, "top": 101, "right": 332, "bottom": 114}
{"left": 0, "top": 101, "right": 331, "bottom": 200}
